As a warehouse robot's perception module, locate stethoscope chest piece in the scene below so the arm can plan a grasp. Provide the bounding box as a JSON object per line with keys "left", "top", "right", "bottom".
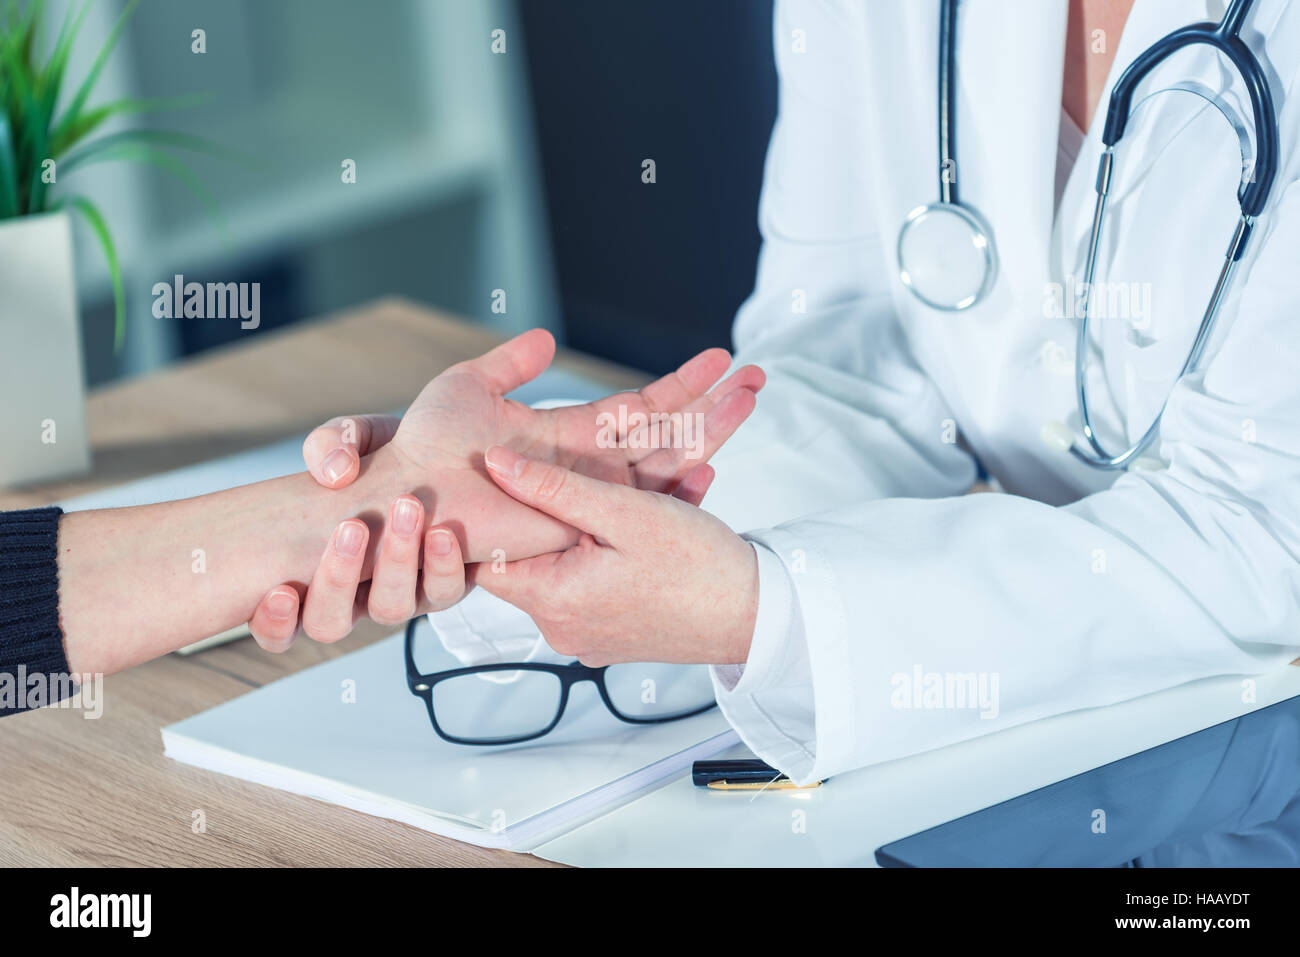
{"left": 897, "top": 201, "right": 998, "bottom": 311}
{"left": 896, "top": 0, "right": 999, "bottom": 313}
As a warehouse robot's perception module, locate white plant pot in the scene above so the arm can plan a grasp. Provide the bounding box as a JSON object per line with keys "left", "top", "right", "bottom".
{"left": 0, "top": 211, "right": 92, "bottom": 487}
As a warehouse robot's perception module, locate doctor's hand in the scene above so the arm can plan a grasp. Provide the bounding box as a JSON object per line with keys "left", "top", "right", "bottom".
{"left": 246, "top": 498, "right": 473, "bottom": 653}
{"left": 247, "top": 332, "right": 763, "bottom": 651}
{"left": 467, "top": 445, "right": 760, "bottom": 668}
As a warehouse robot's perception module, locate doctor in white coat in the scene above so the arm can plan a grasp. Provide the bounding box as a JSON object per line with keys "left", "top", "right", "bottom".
{"left": 467, "top": 0, "right": 1300, "bottom": 794}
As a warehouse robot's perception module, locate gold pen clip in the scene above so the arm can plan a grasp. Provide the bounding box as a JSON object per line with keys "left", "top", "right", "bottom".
{"left": 706, "top": 779, "right": 823, "bottom": 791}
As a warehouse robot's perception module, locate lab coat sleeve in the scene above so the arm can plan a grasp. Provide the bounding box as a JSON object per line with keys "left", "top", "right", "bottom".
{"left": 720, "top": 180, "right": 1300, "bottom": 786}
{"left": 712, "top": 542, "right": 817, "bottom": 772}
{"left": 701, "top": 0, "right": 976, "bottom": 751}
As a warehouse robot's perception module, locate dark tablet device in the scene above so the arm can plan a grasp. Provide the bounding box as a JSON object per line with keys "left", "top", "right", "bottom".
{"left": 876, "top": 694, "right": 1300, "bottom": 867}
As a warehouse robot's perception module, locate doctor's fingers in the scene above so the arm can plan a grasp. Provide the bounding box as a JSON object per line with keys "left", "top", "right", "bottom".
{"left": 248, "top": 585, "right": 304, "bottom": 654}
{"left": 249, "top": 524, "right": 373, "bottom": 652}
{"left": 366, "top": 496, "right": 427, "bottom": 626}
{"left": 470, "top": 463, "right": 707, "bottom": 638}
{"left": 629, "top": 387, "right": 757, "bottom": 492}
{"left": 365, "top": 500, "right": 470, "bottom": 621}
{"left": 470, "top": 539, "right": 636, "bottom": 667}
{"left": 301, "top": 519, "right": 371, "bottom": 643}
{"left": 302, "top": 414, "right": 401, "bottom": 489}
{"left": 469, "top": 541, "right": 590, "bottom": 647}
{"left": 484, "top": 446, "right": 647, "bottom": 545}
{"left": 251, "top": 515, "right": 470, "bottom": 652}
{"left": 368, "top": 506, "right": 473, "bottom": 622}
{"left": 418, "top": 527, "right": 470, "bottom": 612}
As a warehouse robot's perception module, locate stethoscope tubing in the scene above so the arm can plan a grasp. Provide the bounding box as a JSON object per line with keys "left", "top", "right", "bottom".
{"left": 903, "top": 0, "right": 1279, "bottom": 471}
{"left": 937, "top": 0, "right": 958, "bottom": 206}
{"left": 1069, "top": 0, "right": 1274, "bottom": 469}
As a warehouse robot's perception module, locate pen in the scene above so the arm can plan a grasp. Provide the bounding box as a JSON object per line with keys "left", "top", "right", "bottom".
{"left": 706, "top": 779, "right": 823, "bottom": 791}
{"left": 692, "top": 758, "right": 827, "bottom": 791}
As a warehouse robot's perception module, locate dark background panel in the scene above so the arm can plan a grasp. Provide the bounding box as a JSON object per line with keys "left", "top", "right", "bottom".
{"left": 519, "top": 0, "right": 778, "bottom": 373}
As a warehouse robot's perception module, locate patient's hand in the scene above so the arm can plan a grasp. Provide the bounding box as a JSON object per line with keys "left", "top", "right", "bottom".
{"left": 381, "top": 329, "right": 761, "bottom": 557}
{"left": 247, "top": 329, "right": 763, "bottom": 650}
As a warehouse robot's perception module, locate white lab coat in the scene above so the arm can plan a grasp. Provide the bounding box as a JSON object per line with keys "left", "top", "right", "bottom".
{"left": 701, "top": 0, "right": 1300, "bottom": 784}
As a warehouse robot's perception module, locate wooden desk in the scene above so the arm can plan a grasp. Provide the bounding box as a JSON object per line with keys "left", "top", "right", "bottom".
{"left": 0, "top": 298, "right": 651, "bottom": 866}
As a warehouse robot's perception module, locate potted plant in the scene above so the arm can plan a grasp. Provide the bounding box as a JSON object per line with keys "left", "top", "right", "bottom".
{"left": 0, "top": 0, "right": 212, "bottom": 486}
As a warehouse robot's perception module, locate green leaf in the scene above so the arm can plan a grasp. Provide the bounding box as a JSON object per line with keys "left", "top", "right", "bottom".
{"left": 59, "top": 140, "right": 225, "bottom": 228}
{"left": 0, "top": 10, "right": 37, "bottom": 117}
{"left": 50, "top": 0, "right": 142, "bottom": 146}
{"left": 55, "top": 194, "right": 125, "bottom": 354}
{"left": 0, "top": 114, "right": 18, "bottom": 218}
{"left": 35, "top": 1, "right": 94, "bottom": 127}
{"left": 48, "top": 93, "right": 208, "bottom": 157}
{"left": 9, "top": 0, "right": 39, "bottom": 76}
{"left": 58, "top": 127, "right": 235, "bottom": 171}
{"left": 23, "top": 89, "right": 51, "bottom": 213}
{"left": 1, "top": 0, "right": 225, "bottom": 352}
{"left": 0, "top": 3, "right": 42, "bottom": 214}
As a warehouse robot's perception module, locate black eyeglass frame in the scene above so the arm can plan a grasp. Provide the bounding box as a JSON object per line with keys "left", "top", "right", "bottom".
{"left": 404, "top": 618, "right": 717, "bottom": 745}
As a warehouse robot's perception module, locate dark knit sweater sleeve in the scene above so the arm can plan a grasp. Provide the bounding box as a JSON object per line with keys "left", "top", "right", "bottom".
{"left": 0, "top": 507, "right": 71, "bottom": 716}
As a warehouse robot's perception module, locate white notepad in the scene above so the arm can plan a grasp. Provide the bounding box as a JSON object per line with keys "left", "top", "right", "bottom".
{"left": 162, "top": 632, "right": 737, "bottom": 850}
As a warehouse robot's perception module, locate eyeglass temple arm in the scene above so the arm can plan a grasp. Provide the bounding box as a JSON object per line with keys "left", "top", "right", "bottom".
{"left": 403, "top": 617, "right": 426, "bottom": 688}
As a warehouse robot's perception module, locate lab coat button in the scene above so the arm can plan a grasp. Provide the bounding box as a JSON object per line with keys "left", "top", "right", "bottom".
{"left": 1040, "top": 420, "right": 1074, "bottom": 451}
{"left": 1039, "top": 340, "right": 1073, "bottom": 375}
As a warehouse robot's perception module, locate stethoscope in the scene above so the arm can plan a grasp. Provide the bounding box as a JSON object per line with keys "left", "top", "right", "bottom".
{"left": 897, "top": 0, "right": 1280, "bottom": 470}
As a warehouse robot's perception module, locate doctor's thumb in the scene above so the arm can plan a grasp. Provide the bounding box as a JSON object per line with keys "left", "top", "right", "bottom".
{"left": 484, "top": 445, "right": 624, "bottom": 537}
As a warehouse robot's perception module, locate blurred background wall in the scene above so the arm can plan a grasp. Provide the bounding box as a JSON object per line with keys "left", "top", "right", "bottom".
{"left": 54, "top": 0, "right": 777, "bottom": 386}
{"left": 519, "top": 0, "right": 777, "bottom": 373}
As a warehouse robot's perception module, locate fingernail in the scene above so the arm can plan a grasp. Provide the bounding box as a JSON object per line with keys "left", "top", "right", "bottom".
{"left": 393, "top": 497, "right": 420, "bottom": 536}
{"left": 266, "top": 590, "right": 296, "bottom": 621}
{"left": 336, "top": 520, "right": 366, "bottom": 557}
{"left": 322, "top": 448, "right": 353, "bottom": 485}
{"left": 485, "top": 446, "right": 527, "bottom": 478}
{"left": 429, "top": 529, "right": 453, "bottom": 557}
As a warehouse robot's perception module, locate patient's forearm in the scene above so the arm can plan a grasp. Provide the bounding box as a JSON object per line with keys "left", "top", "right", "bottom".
{"left": 57, "top": 446, "right": 423, "bottom": 674}
{"left": 57, "top": 440, "right": 582, "bottom": 674}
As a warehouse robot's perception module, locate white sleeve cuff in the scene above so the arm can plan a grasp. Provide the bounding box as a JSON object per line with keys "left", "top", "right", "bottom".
{"left": 713, "top": 542, "right": 796, "bottom": 694}
{"left": 709, "top": 539, "right": 819, "bottom": 782}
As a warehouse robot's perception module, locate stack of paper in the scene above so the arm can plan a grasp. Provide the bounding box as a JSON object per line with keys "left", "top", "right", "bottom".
{"left": 163, "top": 631, "right": 737, "bottom": 850}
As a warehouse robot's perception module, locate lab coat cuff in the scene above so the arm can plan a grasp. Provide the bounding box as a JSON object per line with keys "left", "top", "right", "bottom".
{"left": 736, "top": 526, "right": 856, "bottom": 784}
{"left": 710, "top": 536, "right": 824, "bottom": 785}
{"left": 712, "top": 542, "right": 795, "bottom": 695}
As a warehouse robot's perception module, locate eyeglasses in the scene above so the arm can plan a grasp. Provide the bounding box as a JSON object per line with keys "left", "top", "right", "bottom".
{"left": 404, "top": 618, "right": 717, "bottom": 745}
